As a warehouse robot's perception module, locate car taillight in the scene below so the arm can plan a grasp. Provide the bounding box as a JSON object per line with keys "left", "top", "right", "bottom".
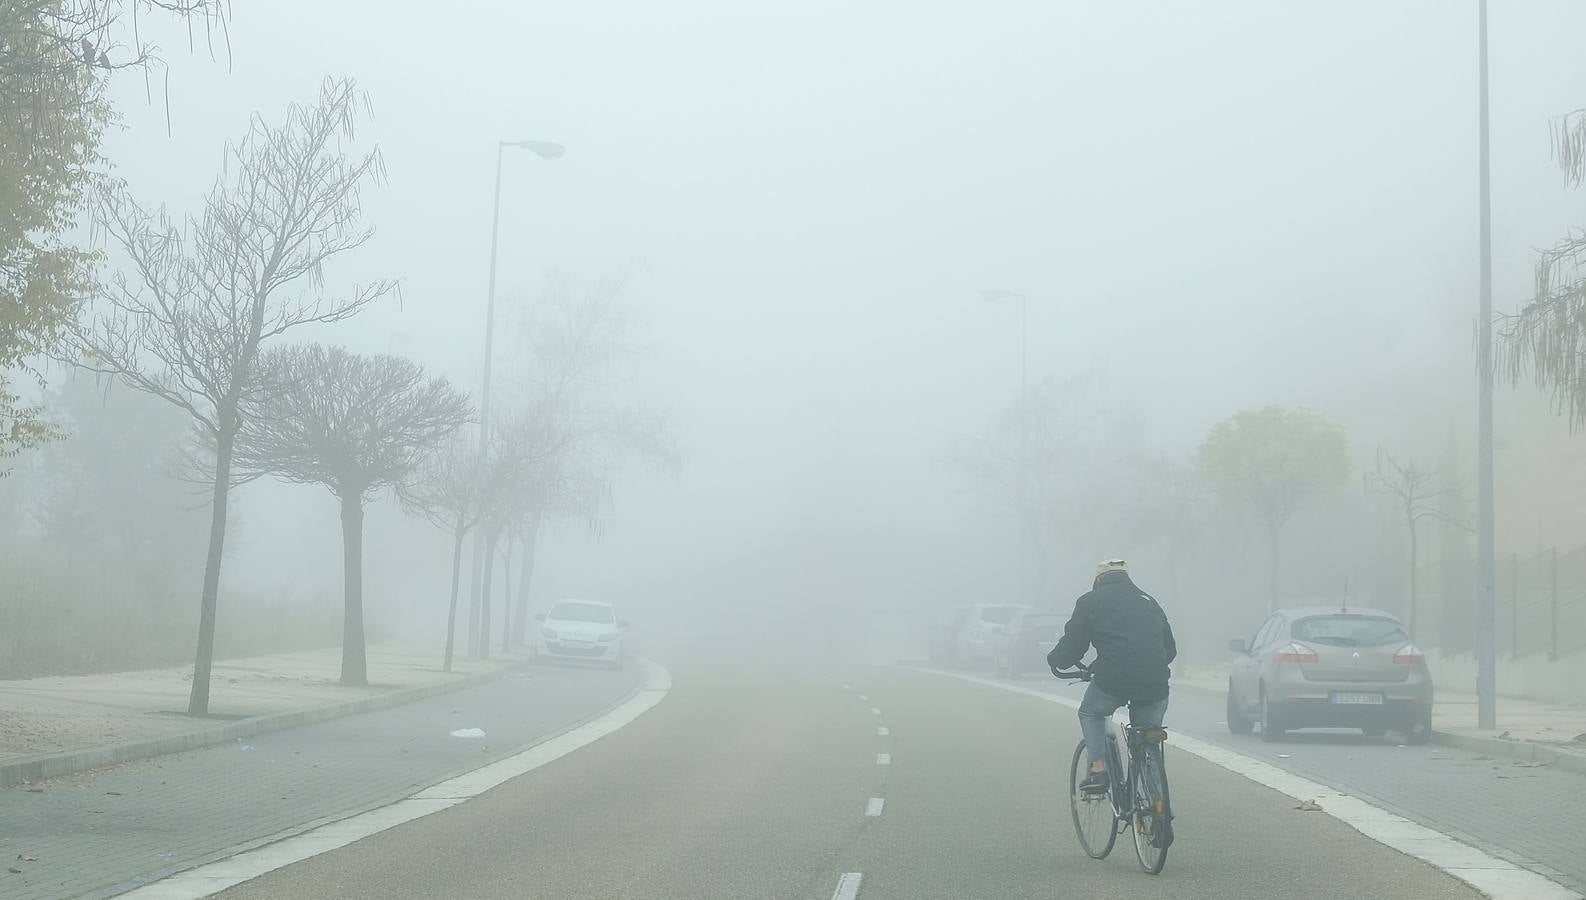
{"left": 1274, "top": 642, "right": 1318, "bottom": 663}
{"left": 1393, "top": 644, "right": 1425, "bottom": 665}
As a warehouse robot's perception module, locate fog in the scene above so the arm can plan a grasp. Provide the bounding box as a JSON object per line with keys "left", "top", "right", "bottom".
{"left": 7, "top": 1, "right": 1586, "bottom": 669}
{"left": 15, "top": 2, "right": 1586, "bottom": 897}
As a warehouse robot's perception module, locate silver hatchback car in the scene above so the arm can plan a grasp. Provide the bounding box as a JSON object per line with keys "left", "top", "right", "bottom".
{"left": 1226, "top": 607, "right": 1433, "bottom": 744}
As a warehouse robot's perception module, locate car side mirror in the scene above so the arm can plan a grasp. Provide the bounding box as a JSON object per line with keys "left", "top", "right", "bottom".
{"left": 619, "top": 620, "right": 630, "bottom": 628}
{"left": 1228, "top": 638, "right": 1248, "bottom": 654}
{"left": 534, "top": 613, "right": 545, "bottom": 622}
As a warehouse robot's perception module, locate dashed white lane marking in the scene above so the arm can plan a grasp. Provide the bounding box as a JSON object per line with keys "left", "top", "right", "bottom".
{"left": 876, "top": 726, "right": 890, "bottom": 736}
{"left": 858, "top": 694, "right": 869, "bottom": 700}
{"left": 841, "top": 684, "right": 854, "bottom": 691}
{"left": 876, "top": 753, "right": 891, "bottom": 765}
{"left": 120, "top": 661, "right": 674, "bottom": 900}
{"left": 870, "top": 707, "right": 882, "bottom": 716}
{"left": 910, "top": 666, "right": 1581, "bottom": 900}
{"left": 831, "top": 872, "right": 864, "bottom": 900}
{"left": 865, "top": 797, "right": 885, "bottom": 817}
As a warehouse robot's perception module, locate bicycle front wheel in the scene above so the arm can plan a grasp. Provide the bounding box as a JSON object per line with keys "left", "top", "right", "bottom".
{"left": 1069, "top": 740, "right": 1117, "bottom": 859}
{"left": 1130, "top": 749, "right": 1172, "bottom": 874}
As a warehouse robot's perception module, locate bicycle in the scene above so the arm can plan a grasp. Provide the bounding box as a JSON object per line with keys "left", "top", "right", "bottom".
{"left": 1052, "top": 664, "right": 1174, "bottom": 874}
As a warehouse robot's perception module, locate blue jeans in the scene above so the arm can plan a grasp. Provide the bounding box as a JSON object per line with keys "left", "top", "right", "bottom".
{"left": 1079, "top": 682, "right": 1168, "bottom": 767}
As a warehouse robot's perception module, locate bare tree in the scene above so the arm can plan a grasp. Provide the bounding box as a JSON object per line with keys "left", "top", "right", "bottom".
{"left": 1124, "top": 453, "right": 1210, "bottom": 601}
{"left": 231, "top": 344, "right": 471, "bottom": 685}
{"left": 1364, "top": 449, "right": 1464, "bottom": 639}
{"left": 66, "top": 77, "right": 392, "bottom": 714}
{"left": 400, "top": 431, "right": 500, "bottom": 673}
{"left": 1498, "top": 109, "right": 1586, "bottom": 423}
{"left": 1198, "top": 406, "right": 1350, "bottom": 610}
{"left": 944, "top": 372, "right": 1106, "bottom": 600}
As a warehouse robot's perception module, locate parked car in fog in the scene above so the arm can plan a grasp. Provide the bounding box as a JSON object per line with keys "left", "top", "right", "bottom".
{"left": 991, "top": 608, "right": 1067, "bottom": 678}
{"left": 535, "top": 599, "right": 629, "bottom": 670}
{"left": 1225, "top": 607, "right": 1432, "bottom": 744}
{"left": 953, "top": 603, "right": 1026, "bottom": 670}
{"left": 928, "top": 605, "right": 973, "bottom": 666}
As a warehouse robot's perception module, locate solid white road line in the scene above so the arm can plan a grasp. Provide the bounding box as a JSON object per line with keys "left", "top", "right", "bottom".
{"left": 831, "top": 872, "right": 864, "bottom": 900}
{"left": 865, "top": 797, "right": 885, "bottom": 817}
{"left": 910, "top": 666, "right": 1581, "bottom": 900}
{"left": 876, "top": 753, "right": 891, "bottom": 765}
{"left": 120, "top": 661, "right": 674, "bottom": 900}
{"left": 876, "top": 726, "right": 890, "bottom": 736}
{"left": 870, "top": 707, "right": 882, "bottom": 716}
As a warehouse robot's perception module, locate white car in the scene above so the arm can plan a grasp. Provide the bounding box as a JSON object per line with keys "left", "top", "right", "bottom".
{"left": 535, "top": 599, "right": 629, "bottom": 669}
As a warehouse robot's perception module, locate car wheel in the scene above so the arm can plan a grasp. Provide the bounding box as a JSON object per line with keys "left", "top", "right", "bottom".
{"left": 1227, "top": 681, "right": 1254, "bottom": 735}
{"left": 1402, "top": 706, "right": 1433, "bottom": 745}
{"left": 1260, "top": 689, "right": 1286, "bottom": 743}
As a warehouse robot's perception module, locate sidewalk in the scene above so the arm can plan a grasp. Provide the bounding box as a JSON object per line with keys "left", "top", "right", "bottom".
{"left": 1173, "top": 662, "right": 1586, "bottom": 775}
{"left": 0, "top": 645, "right": 528, "bottom": 785}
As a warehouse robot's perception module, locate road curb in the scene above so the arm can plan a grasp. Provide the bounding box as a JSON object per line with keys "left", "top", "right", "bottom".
{"left": 1431, "top": 729, "right": 1586, "bottom": 776}
{"left": 0, "top": 658, "right": 524, "bottom": 788}
{"left": 1175, "top": 671, "right": 1586, "bottom": 777}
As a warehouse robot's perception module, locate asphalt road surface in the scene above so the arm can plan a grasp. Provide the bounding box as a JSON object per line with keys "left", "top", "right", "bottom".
{"left": 205, "top": 657, "right": 1489, "bottom": 900}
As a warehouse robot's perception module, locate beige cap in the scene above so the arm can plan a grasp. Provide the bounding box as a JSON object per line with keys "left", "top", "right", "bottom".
{"left": 1094, "top": 558, "right": 1129, "bottom": 579}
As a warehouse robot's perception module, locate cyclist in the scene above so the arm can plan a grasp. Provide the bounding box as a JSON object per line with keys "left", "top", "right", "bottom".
{"left": 1048, "top": 559, "right": 1177, "bottom": 795}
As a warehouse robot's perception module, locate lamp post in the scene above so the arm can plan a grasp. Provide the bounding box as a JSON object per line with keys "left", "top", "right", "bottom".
{"left": 468, "top": 138, "right": 564, "bottom": 658}
{"left": 1474, "top": 0, "right": 1497, "bottom": 730}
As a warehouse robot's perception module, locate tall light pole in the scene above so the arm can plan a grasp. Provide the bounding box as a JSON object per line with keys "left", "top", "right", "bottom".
{"left": 1475, "top": 0, "right": 1497, "bottom": 730}
{"left": 468, "top": 138, "right": 564, "bottom": 658}
{"left": 982, "top": 289, "right": 1032, "bottom": 604}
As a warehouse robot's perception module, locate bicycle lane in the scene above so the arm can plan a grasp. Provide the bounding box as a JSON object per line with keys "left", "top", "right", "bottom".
{"left": 1161, "top": 677, "right": 1586, "bottom": 896}
{"left": 838, "top": 666, "right": 1480, "bottom": 900}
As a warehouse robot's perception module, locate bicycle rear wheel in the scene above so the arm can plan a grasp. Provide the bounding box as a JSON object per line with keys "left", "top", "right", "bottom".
{"left": 1069, "top": 740, "right": 1117, "bottom": 859}
{"left": 1130, "top": 747, "right": 1172, "bottom": 874}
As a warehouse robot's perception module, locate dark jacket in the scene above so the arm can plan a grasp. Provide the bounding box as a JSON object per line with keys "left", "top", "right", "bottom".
{"left": 1046, "top": 572, "right": 1177, "bottom": 702}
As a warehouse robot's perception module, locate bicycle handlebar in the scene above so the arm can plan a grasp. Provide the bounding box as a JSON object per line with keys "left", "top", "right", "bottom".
{"left": 1051, "top": 663, "right": 1092, "bottom": 682}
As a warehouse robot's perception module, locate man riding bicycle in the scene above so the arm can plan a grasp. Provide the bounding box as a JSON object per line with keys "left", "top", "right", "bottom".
{"left": 1048, "top": 559, "right": 1177, "bottom": 795}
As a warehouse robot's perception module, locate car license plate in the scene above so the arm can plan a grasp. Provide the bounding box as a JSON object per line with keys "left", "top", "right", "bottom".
{"left": 1330, "top": 692, "right": 1384, "bottom": 705}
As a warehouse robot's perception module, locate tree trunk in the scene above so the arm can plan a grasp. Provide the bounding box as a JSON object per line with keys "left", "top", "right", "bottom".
{"left": 501, "top": 537, "right": 514, "bottom": 654}
{"left": 466, "top": 536, "right": 483, "bottom": 658}
{"left": 339, "top": 491, "right": 368, "bottom": 686}
{"left": 444, "top": 524, "right": 465, "bottom": 673}
{"left": 1408, "top": 519, "right": 1419, "bottom": 641}
{"left": 1267, "top": 520, "right": 1282, "bottom": 614}
{"left": 479, "top": 526, "right": 499, "bottom": 660}
{"left": 187, "top": 420, "right": 236, "bottom": 717}
{"left": 513, "top": 512, "right": 543, "bottom": 647}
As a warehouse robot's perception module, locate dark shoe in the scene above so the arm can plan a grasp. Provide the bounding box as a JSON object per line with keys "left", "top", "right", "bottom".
{"left": 1080, "top": 771, "right": 1109, "bottom": 795}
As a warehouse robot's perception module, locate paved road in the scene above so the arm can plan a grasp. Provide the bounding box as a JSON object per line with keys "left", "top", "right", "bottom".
{"left": 0, "top": 662, "right": 641, "bottom": 900}
{"left": 1057, "top": 671, "right": 1586, "bottom": 895}
{"left": 212, "top": 658, "right": 1482, "bottom": 899}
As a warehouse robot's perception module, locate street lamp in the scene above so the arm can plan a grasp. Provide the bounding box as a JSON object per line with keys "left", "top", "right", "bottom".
{"left": 1474, "top": 0, "right": 1497, "bottom": 730}
{"left": 982, "top": 289, "right": 1033, "bottom": 605}
{"left": 480, "top": 139, "right": 565, "bottom": 446}
{"left": 469, "top": 137, "right": 564, "bottom": 658}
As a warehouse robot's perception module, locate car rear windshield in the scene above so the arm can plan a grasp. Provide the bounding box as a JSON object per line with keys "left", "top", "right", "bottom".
{"left": 1292, "top": 616, "right": 1406, "bottom": 647}
{"left": 549, "top": 602, "right": 615, "bottom": 624}
{"left": 1019, "top": 614, "right": 1065, "bottom": 632}
{"left": 979, "top": 606, "right": 1022, "bottom": 625}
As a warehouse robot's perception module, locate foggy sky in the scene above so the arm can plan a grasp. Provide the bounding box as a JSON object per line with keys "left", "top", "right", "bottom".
{"left": 89, "top": 1, "right": 1586, "bottom": 633}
